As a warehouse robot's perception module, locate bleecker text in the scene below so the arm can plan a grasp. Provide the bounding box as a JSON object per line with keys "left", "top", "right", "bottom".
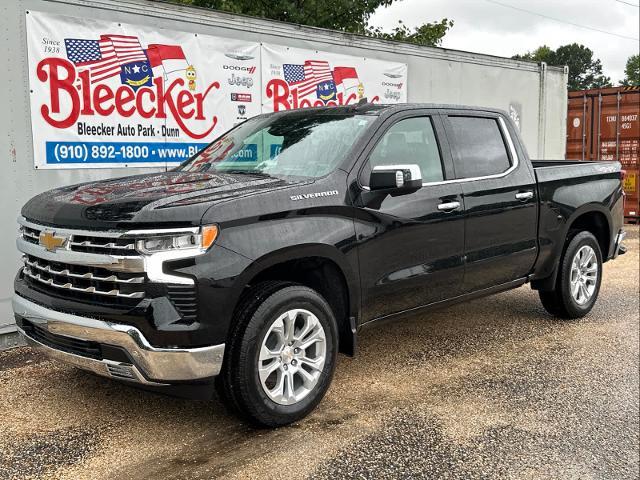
{"left": 266, "top": 78, "right": 380, "bottom": 111}
{"left": 37, "top": 58, "right": 221, "bottom": 139}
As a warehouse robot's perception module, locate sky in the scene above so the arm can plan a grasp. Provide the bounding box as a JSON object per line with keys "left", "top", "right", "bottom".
{"left": 369, "top": 0, "right": 639, "bottom": 83}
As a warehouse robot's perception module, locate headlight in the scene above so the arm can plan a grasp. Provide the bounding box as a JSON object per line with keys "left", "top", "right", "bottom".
{"left": 136, "top": 225, "right": 218, "bottom": 254}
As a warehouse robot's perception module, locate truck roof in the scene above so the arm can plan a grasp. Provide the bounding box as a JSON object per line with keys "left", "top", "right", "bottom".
{"left": 268, "top": 102, "right": 509, "bottom": 117}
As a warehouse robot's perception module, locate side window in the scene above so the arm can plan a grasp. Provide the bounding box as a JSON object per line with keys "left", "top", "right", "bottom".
{"left": 448, "top": 116, "right": 512, "bottom": 179}
{"left": 365, "top": 117, "right": 444, "bottom": 184}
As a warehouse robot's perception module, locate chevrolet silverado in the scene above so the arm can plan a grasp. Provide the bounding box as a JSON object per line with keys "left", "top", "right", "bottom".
{"left": 13, "top": 103, "right": 626, "bottom": 426}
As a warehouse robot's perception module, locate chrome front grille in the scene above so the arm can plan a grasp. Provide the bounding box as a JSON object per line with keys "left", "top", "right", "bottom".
{"left": 22, "top": 255, "right": 146, "bottom": 299}
{"left": 22, "top": 225, "right": 40, "bottom": 244}
{"left": 24, "top": 257, "right": 144, "bottom": 284}
{"left": 19, "top": 223, "right": 138, "bottom": 257}
{"left": 69, "top": 235, "right": 137, "bottom": 256}
{"left": 17, "top": 218, "right": 202, "bottom": 315}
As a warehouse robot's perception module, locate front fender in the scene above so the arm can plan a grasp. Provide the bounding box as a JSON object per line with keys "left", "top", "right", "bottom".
{"left": 237, "top": 242, "right": 358, "bottom": 294}
{"left": 205, "top": 199, "right": 362, "bottom": 326}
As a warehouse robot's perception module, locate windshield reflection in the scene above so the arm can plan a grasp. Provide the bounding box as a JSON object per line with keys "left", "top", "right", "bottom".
{"left": 178, "top": 112, "right": 374, "bottom": 179}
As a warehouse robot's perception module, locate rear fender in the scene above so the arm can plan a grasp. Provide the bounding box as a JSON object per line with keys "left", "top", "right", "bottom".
{"left": 532, "top": 204, "right": 613, "bottom": 291}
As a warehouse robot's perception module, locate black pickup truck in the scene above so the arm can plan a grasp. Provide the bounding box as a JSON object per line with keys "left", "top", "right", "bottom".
{"left": 13, "top": 104, "right": 626, "bottom": 427}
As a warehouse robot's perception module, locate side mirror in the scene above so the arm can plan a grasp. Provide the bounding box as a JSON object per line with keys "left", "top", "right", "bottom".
{"left": 369, "top": 164, "right": 422, "bottom": 193}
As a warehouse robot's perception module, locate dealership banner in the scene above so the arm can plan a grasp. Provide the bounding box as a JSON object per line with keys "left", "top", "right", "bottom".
{"left": 261, "top": 43, "right": 407, "bottom": 113}
{"left": 25, "top": 11, "right": 261, "bottom": 169}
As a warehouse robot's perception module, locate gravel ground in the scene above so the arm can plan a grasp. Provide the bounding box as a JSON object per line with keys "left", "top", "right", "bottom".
{"left": 0, "top": 227, "right": 638, "bottom": 480}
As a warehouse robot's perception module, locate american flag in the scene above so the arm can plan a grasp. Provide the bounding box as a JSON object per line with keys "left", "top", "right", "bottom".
{"left": 283, "top": 60, "right": 333, "bottom": 98}
{"left": 64, "top": 35, "right": 148, "bottom": 84}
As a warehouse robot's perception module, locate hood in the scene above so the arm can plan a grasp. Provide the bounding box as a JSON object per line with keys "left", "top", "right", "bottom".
{"left": 22, "top": 171, "right": 297, "bottom": 229}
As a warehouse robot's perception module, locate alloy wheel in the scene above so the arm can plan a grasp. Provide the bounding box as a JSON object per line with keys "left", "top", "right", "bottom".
{"left": 570, "top": 245, "right": 598, "bottom": 305}
{"left": 258, "top": 309, "right": 327, "bottom": 405}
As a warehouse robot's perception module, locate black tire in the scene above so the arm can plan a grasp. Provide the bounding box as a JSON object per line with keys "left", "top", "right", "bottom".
{"left": 539, "top": 231, "right": 603, "bottom": 319}
{"left": 217, "top": 281, "right": 338, "bottom": 427}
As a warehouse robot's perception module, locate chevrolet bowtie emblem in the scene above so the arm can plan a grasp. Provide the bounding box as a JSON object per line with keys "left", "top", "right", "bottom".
{"left": 39, "top": 231, "right": 68, "bottom": 252}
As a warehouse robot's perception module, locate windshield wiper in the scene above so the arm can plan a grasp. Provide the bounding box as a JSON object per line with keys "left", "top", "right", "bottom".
{"left": 224, "top": 170, "right": 275, "bottom": 178}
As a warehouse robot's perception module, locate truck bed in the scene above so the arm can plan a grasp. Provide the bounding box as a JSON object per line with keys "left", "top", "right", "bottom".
{"left": 532, "top": 159, "right": 621, "bottom": 184}
{"left": 531, "top": 159, "right": 620, "bottom": 169}
{"left": 531, "top": 158, "right": 623, "bottom": 283}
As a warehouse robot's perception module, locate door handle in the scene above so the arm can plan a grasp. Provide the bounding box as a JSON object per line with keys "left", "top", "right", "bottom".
{"left": 515, "top": 191, "right": 534, "bottom": 201}
{"left": 437, "top": 201, "right": 461, "bottom": 212}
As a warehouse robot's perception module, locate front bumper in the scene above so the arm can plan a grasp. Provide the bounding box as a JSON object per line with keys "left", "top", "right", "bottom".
{"left": 13, "top": 295, "right": 225, "bottom": 385}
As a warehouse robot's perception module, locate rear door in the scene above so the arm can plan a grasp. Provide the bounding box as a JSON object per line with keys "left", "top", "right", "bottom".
{"left": 353, "top": 111, "right": 466, "bottom": 321}
{"left": 442, "top": 112, "right": 538, "bottom": 292}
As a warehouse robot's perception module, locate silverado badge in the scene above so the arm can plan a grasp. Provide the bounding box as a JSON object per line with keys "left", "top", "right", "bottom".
{"left": 290, "top": 190, "right": 339, "bottom": 201}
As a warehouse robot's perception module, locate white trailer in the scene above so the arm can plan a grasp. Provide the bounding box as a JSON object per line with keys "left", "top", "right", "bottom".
{"left": 0, "top": 0, "right": 568, "bottom": 345}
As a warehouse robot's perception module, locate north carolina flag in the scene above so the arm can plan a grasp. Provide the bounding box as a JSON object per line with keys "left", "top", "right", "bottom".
{"left": 145, "top": 44, "right": 188, "bottom": 73}
{"left": 332, "top": 66, "right": 360, "bottom": 95}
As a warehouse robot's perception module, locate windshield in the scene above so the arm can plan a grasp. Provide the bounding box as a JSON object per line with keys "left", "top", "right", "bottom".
{"left": 177, "top": 111, "right": 375, "bottom": 178}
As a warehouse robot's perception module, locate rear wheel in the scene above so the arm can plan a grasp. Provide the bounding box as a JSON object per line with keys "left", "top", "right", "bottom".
{"left": 217, "top": 281, "right": 338, "bottom": 427}
{"left": 539, "top": 231, "right": 602, "bottom": 319}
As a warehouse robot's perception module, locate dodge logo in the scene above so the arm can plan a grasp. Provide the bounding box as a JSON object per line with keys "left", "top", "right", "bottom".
{"left": 39, "top": 231, "right": 68, "bottom": 252}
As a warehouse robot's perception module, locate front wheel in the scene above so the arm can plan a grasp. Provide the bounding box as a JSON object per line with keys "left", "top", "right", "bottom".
{"left": 218, "top": 282, "right": 338, "bottom": 427}
{"left": 539, "top": 231, "right": 603, "bottom": 319}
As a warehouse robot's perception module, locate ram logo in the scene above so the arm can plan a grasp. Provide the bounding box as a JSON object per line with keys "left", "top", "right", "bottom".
{"left": 290, "top": 190, "right": 339, "bottom": 201}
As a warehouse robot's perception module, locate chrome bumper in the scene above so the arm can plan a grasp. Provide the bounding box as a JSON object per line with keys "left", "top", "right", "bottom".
{"left": 12, "top": 295, "right": 224, "bottom": 385}
{"left": 612, "top": 229, "right": 627, "bottom": 259}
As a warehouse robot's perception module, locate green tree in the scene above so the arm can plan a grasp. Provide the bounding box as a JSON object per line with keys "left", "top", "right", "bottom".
{"left": 513, "top": 43, "right": 612, "bottom": 91}
{"left": 621, "top": 54, "right": 640, "bottom": 86}
{"left": 512, "top": 45, "right": 553, "bottom": 63}
{"left": 368, "top": 18, "right": 454, "bottom": 46}
{"left": 180, "top": 0, "right": 452, "bottom": 47}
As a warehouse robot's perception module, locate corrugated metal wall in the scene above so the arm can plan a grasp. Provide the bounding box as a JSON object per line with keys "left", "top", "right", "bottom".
{"left": 0, "top": 0, "right": 568, "bottom": 337}
{"left": 566, "top": 86, "right": 640, "bottom": 221}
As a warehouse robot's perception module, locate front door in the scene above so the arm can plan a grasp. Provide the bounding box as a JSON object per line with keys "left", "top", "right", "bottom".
{"left": 353, "top": 113, "right": 466, "bottom": 322}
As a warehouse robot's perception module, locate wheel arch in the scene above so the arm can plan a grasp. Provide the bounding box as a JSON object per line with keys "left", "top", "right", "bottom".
{"left": 565, "top": 207, "right": 611, "bottom": 259}
{"left": 233, "top": 244, "right": 359, "bottom": 356}
{"left": 533, "top": 205, "right": 612, "bottom": 291}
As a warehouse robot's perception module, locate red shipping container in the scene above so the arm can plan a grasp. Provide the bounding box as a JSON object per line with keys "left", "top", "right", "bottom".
{"left": 567, "top": 86, "right": 640, "bottom": 223}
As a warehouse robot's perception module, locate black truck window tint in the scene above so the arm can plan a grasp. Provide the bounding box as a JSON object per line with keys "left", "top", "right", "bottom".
{"left": 367, "top": 117, "right": 444, "bottom": 183}
{"left": 448, "top": 116, "right": 511, "bottom": 179}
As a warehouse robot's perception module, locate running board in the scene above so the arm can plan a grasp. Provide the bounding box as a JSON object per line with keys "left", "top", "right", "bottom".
{"left": 360, "top": 277, "right": 528, "bottom": 330}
